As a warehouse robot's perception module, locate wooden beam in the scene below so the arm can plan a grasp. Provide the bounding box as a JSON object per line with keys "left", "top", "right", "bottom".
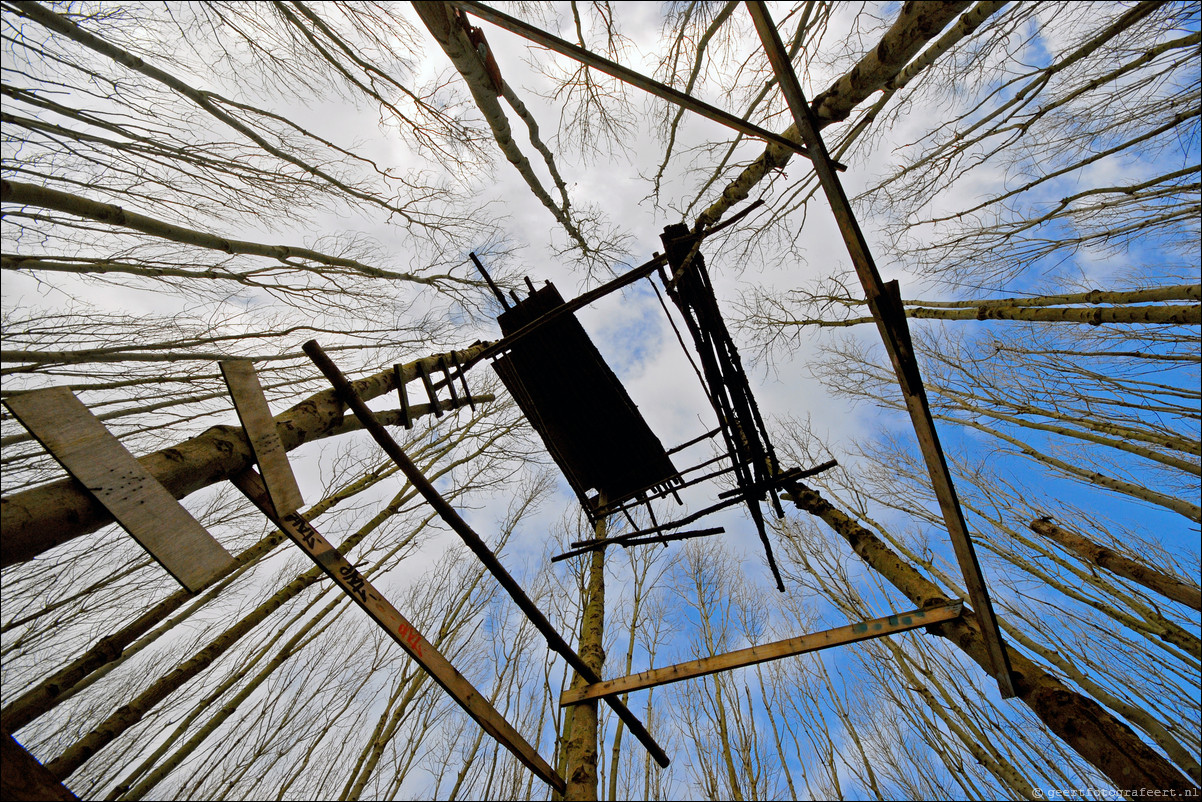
{"left": 466, "top": 252, "right": 668, "bottom": 366}
{"left": 551, "top": 527, "right": 724, "bottom": 563}
{"left": 219, "top": 360, "right": 304, "bottom": 519}
{"left": 467, "top": 200, "right": 767, "bottom": 371}
{"left": 3, "top": 387, "right": 234, "bottom": 592}
{"left": 561, "top": 602, "right": 963, "bottom": 706}
{"left": 744, "top": 0, "right": 1016, "bottom": 698}
{"left": 445, "top": 1, "right": 844, "bottom": 169}
{"left": 229, "top": 468, "right": 564, "bottom": 794}
{"left": 392, "top": 364, "right": 412, "bottom": 429}
{"left": 302, "top": 340, "right": 671, "bottom": 769}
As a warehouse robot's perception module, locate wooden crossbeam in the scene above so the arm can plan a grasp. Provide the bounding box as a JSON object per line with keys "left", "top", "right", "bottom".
{"left": 716, "top": 461, "right": 837, "bottom": 500}
{"left": 219, "top": 360, "right": 303, "bottom": 519}
{"left": 3, "top": 387, "right": 234, "bottom": 592}
{"left": 229, "top": 468, "right": 564, "bottom": 793}
{"left": 551, "top": 527, "right": 724, "bottom": 563}
{"left": 745, "top": 0, "right": 1016, "bottom": 698}
{"left": 444, "top": 2, "right": 847, "bottom": 168}
{"left": 560, "top": 602, "right": 964, "bottom": 706}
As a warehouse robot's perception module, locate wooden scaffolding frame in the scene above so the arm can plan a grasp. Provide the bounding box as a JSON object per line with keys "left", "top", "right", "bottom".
{"left": 0, "top": 6, "right": 1024, "bottom": 794}
{"left": 443, "top": 0, "right": 1016, "bottom": 699}
{"left": 2, "top": 362, "right": 570, "bottom": 794}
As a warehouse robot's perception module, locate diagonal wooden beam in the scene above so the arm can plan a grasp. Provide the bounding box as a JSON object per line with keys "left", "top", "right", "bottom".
{"left": 2, "top": 730, "right": 79, "bottom": 801}
{"left": 445, "top": 1, "right": 844, "bottom": 169}
{"left": 230, "top": 468, "right": 564, "bottom": 794}
{"left": 561, "top": 602, "right": 964, "bottom": 706}
{"left": 219, "top": 359, "right": 304, "bottom": 519}
{"left": 744, "top": 0, "right": 1015, "bottom": 697}
{"left": 302, "top": 340, "right": 671, "bottom": 768}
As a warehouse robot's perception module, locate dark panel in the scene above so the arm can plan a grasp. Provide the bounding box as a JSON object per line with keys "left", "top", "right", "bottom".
{"left": 493, "top": 283, "right": 678, "bottom": 512}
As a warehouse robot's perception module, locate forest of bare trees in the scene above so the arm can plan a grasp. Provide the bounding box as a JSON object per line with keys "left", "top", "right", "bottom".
{"left": 2, "top": 1, "right": 1198, "bottom": 800}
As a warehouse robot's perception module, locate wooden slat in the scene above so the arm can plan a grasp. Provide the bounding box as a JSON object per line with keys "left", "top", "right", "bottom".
{"left": 3, "top": 387, "right": 234, "bottom": 592}
{"left": 745, "top": 0, "right": 1016, "bottom": 698}
{"left": 561, "top": 603, "right": 963, "bottom": 706}
{"left": 392, "top": 364, "right": 412, "bottom": 429}
{"left": 219, "top": 360, "right": 303, "bottom": 518}
{"left": 229, "top": 468, "right": 564, "bottom": 794}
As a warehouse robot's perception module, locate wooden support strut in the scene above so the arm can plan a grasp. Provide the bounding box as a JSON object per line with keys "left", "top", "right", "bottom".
{"left": 551, "top": 527, "right": 725, "bottom": 563}
{"left": 745, "top": 0, "right": 1015, "bottom": 697}
{"left": 393, "top": 364, "right": 412, "bottom": 429}
{"left": 440, "top": 356, "right": 460, "bottom": 408}
{"left": 467, "top": 199, "right": 767, "bottom": 371}
{"left": 229, "top": 468, "right": 564, "bottom": 793}
{"left": 467, "top": 252, "right": 668, "bottom": 366}
{"left": 416, "top": 360, "right": 442, "bottom": 418}
{"left": 302, "top": 340, "right": 671, "bottom": 769}
{"left": 560, "top": 602, "right": 964, "bottom": 706}
{"left": 716, "top": 461, "right": 837, "bottom": 500}
{"left": 451, "top": 352, "right": 475, "bottom": 411}
{"left": 446, "top": 2, "right": 845, "bottom": 170}
{"left": 469, "top": 251, "right": 510, "bottom": 310}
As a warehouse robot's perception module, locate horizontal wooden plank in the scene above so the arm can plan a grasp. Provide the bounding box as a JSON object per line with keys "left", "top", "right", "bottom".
{"left": 219, "top": 360, "right": 303, "bottom": 518}
{"left": 229, "top": 468, "right": 564, "bottom": 794}
{"left": 560, "top": 602, "right": 964, "bottom": 706}
{"left": 4, "top": 387, "right": 234, "bottom": 592}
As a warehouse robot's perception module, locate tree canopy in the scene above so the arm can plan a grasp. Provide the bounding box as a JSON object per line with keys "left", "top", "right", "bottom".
{"left": 2, "top": 2, "right": 1198, "bottom": 800}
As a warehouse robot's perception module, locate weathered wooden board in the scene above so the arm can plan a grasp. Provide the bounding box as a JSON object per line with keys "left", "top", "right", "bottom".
{"left": 229, "top": 468, "right": 565, "bottom": 794}
{"left": 219, "top": 360, "right": 303, "bottom": 518}
{"left": 560, "top": 602, "right": 964, "bottom": 706}
{"left": 3, "top": 387, "right": 234, "bottom": 592}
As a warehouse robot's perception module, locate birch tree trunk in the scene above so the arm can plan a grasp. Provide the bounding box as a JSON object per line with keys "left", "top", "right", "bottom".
{"left": 784, "top": 481, "right": 1196, "bottom": 793}
{"left": 1, "top": 345, "right": 487, "bottom": 566}
{"left": 562, "top": 519, "right": 606, "bottom": 801}
{"left": 1029, "top": 518, "right": 1202, "bottom": 611}
{"left": 695, "top": 1, "right": 971, "bottom": 229}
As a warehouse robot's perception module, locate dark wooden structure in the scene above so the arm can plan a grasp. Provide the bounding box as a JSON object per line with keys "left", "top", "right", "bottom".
{"left": 445, "top": 0, "right": 1016, "bottom": 699}
{"left": 1, "top": 731, "right": 79, "bottom": 801}
{"left": 471, "top": 219, "right": 823, "bottom": 592}
{"left": 492, "top": 282, "right": 681, "bottom": 515}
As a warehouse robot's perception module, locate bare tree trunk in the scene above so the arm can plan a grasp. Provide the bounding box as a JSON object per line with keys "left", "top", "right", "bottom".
{"left": 410, "top": 2, "right": 592, "bottom": 256}
{"left": 695, "top": 1, "right": 971, "bottom": 228}
{"left": 0, "top": 460, "right": 399, "bottom": 733}
{"left": 43, "top": 482, "right": 425, "bottom": 780}
{"left": 563, "top": 520, "right": 606, "bottom": 801}
{"left": 1030, "top": 518, "right": 1202, "bottom": 611}
{"left": 787, "top": 303, "right": 1201, "bottom": 326}
{"left": 785, "top": 482, "right": 1197, "bottom": 793}
{"left": 940, "top": 414, "right": 1202, "bottom": 522}
{"left": 1, "top": 345, "right": 487, "bottom": 566}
